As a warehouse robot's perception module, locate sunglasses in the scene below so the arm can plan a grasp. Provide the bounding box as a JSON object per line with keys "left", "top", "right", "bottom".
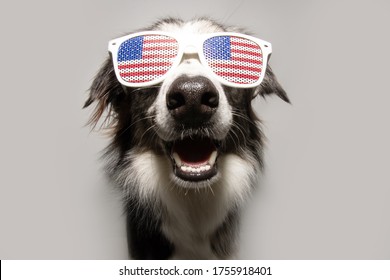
{"left": 108, "top": 31, "right": 272, "bottom": 88}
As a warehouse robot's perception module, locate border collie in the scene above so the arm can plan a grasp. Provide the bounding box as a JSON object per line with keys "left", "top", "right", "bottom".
{"left": 84, "top": 17, "right": 289, "bottom": 259}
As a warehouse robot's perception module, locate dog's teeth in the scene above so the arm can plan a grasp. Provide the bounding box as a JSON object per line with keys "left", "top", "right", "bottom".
{"left": 208, "top": 151, "right": 218, "bottom": 167}
{"left": 181, "top": 166, "right": 188, "bottom": 172}
{"left": 180, "top": 163, "right": 212, "bottom": 173}
{"left": 172, "top": 152, "right": 182, "bottom": 167}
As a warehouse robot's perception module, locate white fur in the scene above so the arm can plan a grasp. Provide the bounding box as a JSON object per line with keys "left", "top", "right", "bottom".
{"left": 150, "top": 45, "right": 232, "bottom": 143}
{"left": 119, "top": 149, "right": 256, "bottom": 259}
{"left": 149, "top": 19, "right": 233, "bottom": 143}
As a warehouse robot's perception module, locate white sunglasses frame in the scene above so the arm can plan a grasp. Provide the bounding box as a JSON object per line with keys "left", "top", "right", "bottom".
{"left": 108, "top": 31, "right": 272, "bottom": 88}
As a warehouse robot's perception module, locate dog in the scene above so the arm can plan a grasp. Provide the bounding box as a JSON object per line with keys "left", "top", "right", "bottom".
{"left": 84, "top": 17, "right": 289, "bottom": 259}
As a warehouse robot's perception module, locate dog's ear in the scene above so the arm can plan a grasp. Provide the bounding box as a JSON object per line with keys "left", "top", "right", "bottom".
{"left": 255, "top": 66, "right": 290, "bottom": 103}
{"left": 83, "top": 57, "right": 125, "bottom": 129}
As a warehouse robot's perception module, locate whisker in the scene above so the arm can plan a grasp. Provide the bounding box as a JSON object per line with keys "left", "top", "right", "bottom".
{"left": 227, "top": 130, "right": 239, "bottom": 150}
{"left": 139, "top": 123, "right": 158, "bottom": 144}
{"left": 231, "top": 110, "right": 257, "bottom": 126}
{"left": 232, "top": 120, "right": 247, "bottom": 142}
{"left": 207, "top": 182, "right": 215, "bottom": 196}
{"left": 128, "top": 85, "right": 161, "bottom": 94}
{"left": 118, "top": 114, "right": 156, "bottom": 137}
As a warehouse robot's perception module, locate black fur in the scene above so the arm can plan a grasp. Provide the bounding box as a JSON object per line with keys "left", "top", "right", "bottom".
{"left": 126, "top": 197, "right": 174, "bottom": 259}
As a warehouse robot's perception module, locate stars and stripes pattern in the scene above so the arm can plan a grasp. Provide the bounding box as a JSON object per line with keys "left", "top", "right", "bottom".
{"left": 203, "top": 36, "right": 263, "bottom": 84}
{"left": 117, "top": 35, "right": 179, "bottom": 83}
{"left": 115, "top": 34, "right": 263, "bottom": 85}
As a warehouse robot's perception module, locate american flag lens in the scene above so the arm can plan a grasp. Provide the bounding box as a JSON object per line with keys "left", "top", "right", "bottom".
{"left": 117, "top": 35, "right": 179, "bottom": 83}
{"left": 203, "top": 36, "right": 263, "bottom": 85}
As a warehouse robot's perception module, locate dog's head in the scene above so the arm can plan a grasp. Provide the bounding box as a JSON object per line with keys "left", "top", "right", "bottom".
{"left": 85, "top": 18, "right": 288, "bottom": 191}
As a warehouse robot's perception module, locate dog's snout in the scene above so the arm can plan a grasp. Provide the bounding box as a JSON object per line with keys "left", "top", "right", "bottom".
{"left": 166, "top": 76, "right": 219, "bottom": 126}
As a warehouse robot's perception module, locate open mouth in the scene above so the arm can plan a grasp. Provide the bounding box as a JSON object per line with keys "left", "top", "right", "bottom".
{"left": 169, "top": 137, "right": 219, "bottom": 182}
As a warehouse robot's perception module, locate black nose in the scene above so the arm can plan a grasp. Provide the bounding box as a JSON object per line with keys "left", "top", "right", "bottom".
{"left": 166, "top": 76, "right": 219, "bottom": 126}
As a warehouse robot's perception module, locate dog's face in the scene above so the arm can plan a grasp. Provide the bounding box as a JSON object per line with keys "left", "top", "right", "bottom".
{"left": 85, "top": 18, "right": 288, "bottom": 191}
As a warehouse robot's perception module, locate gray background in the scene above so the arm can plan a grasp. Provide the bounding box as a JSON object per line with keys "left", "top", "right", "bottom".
{"left": 0, "top": 0, "right": 389, "bottom": 259}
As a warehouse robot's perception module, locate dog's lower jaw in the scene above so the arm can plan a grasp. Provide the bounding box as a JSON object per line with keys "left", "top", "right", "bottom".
{"left": 117, "top": 148, "right": 257, "bottom": 259}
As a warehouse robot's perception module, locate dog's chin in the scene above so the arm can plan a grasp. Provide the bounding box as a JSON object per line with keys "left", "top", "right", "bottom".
{"left": 164, "top": 136, "right": 221, "bottom": 187}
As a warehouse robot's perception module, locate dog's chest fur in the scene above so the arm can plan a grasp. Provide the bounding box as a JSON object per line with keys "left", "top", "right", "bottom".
{"left": 125, "top": 149, "right": 256, "bottom": 259}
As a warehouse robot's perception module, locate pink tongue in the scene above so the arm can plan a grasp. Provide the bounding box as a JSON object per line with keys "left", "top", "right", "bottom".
{"left": 173, "top": 138, "right": 215, "bottom": 165}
